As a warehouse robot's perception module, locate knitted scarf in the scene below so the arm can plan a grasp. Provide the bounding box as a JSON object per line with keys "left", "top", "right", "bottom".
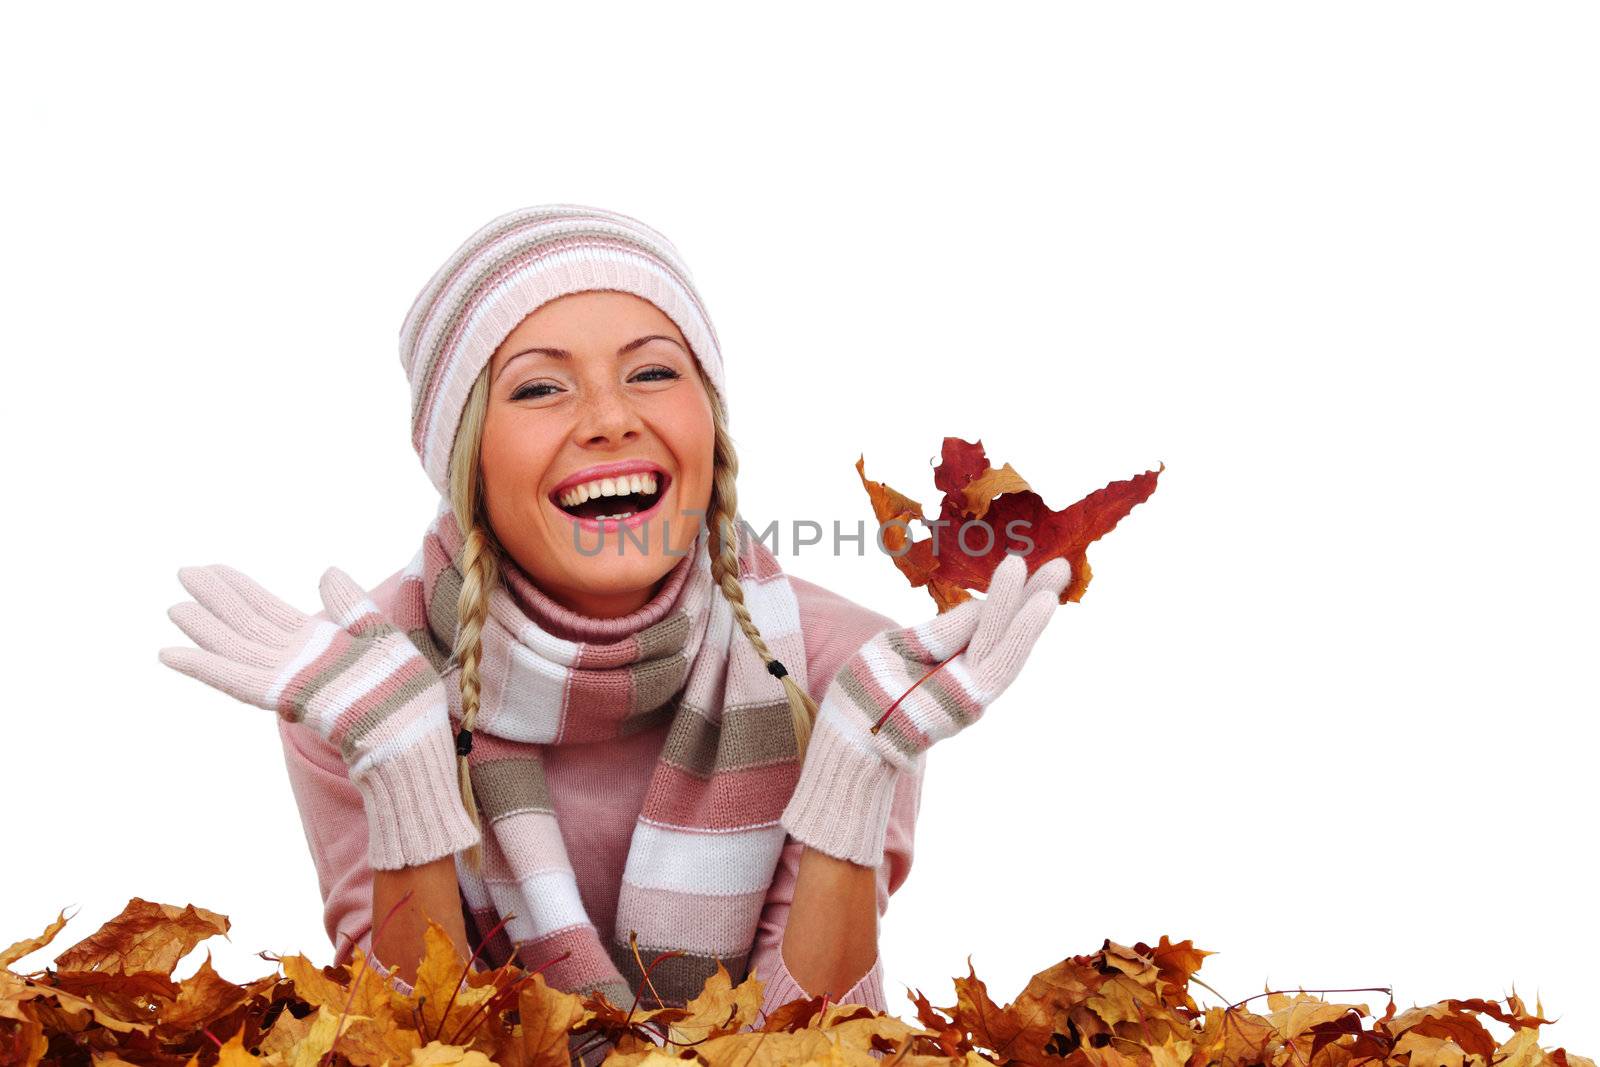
{"left": 384, "top": 501, "right": 809, "bottom": 1007}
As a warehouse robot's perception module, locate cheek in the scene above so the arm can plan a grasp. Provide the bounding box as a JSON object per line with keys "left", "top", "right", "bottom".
{"left": 480, "top": 411, "right": 561, "bottom": 500}
{"left": 655, "top": 402, "right": 715, "bottom": 480}
{"left": 671, "top": 429, "right": 715, "bottom": 504}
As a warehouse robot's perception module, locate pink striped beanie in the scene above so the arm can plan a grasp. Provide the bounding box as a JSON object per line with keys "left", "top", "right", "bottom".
{"left": 397, "top": 204, "right": 729, "bottom": 497}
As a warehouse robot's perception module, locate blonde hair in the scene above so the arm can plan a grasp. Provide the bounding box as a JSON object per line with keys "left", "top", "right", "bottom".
{"left": 444, "top": 362, "right": 817, "bottom": 874}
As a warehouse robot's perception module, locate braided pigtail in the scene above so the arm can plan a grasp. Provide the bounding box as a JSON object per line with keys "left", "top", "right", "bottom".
{"left": 444, "top": 368, "right": 505, "bottom": 875}
{"left": 448, "top": 523, "right": 498, "bottom": 875}
{"left": 703, "top": 392, "right": 818, "bottom": 757}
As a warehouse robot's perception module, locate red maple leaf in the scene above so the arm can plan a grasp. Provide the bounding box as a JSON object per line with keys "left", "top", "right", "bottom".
{"left": 857, "top": 436, "right": 1163, "bottom": 613}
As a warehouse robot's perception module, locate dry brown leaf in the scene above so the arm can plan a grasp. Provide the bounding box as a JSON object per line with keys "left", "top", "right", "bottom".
{"left": 54, "top": 899, "right": 228, "bottom": 977}
{"left": 511, "top": 970, "right": 590, "bottom": 1067}
{"left": 0, "top": 909, "right": 72, "bottom": 971}
{"left": 157, "top": 951, "right": 254, "bottom": 1035}
{"left": 660, "top": 960, "right": 762, "bottom": 1047}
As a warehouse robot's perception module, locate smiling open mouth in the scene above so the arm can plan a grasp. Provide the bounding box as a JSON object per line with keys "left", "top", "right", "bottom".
{"left": 552, "top": 474, "right": 670, "bottom": 522}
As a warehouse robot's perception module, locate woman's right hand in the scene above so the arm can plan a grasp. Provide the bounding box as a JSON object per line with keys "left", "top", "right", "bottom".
{"left": 158, "top": 562, "right": 480, "bottom": 870}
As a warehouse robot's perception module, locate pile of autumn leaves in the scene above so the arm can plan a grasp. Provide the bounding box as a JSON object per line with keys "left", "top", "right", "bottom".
{"left": 2, "top": 899, "right": 1592, "bottom": 1067}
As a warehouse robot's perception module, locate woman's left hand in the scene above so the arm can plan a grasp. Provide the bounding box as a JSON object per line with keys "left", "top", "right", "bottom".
{"left": 824, "top": 551, "right": 1073, "bottom": 771}
{"left": 780, "top": 551, "right": 1072, "bottom": 867}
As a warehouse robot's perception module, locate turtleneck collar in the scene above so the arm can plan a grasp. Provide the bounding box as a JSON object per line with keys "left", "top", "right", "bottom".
{"left": 496, "top": 526, "right": 707, "bottom": 645}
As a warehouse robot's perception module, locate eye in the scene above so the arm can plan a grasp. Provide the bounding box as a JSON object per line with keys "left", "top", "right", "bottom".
{"left": 633, "top": 366, "right": 681, "bottom": 383}
{"left": 511, "top": 382, "right": 560, "bottom": 401}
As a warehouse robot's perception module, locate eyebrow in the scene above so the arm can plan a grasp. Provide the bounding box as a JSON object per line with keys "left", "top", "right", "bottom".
{"left": 495, "top": 335, "right": 688, "bottom": 382}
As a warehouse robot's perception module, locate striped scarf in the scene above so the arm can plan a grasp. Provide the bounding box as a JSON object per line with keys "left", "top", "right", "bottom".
{"left": 385, "top": 501, "right": 809, "bottom": 1007}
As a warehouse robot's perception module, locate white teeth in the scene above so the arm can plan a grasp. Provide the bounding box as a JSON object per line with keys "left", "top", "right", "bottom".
{"left": 558, "top": 471, "right": 660, "bottom": 509}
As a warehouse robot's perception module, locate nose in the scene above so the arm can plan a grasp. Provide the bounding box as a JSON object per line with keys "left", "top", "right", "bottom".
{"left": 574, "top": 381, "right": 643, "bottom": 447}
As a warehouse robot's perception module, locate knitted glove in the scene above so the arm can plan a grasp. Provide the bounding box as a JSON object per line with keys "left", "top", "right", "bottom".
{"left": 780, "top": 552, "right": 1072, "bottom": 867}
{"left": 158, "top": 563, "right": 480, "bottom": 870}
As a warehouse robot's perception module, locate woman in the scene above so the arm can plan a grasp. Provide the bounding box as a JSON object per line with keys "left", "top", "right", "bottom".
{"left": 158, "top": 204, "right": 1070, "bottom": 1036}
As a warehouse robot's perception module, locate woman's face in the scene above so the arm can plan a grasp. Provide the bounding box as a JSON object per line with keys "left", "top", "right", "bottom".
{"left": 481, "top": 290, "right": 715, "bottom": 618}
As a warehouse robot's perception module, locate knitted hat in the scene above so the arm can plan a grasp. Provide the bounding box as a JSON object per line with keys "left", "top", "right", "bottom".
{"left": 398, "top": 203, "right": 728, "bottom": 497}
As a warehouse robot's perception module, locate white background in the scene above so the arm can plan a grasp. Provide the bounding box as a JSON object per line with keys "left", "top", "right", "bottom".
{"left": 4, "top": 1, "right": 1597, "bottom": 1057}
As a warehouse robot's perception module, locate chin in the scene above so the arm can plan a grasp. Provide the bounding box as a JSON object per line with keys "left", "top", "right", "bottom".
{"left": 557, "top": 528, "right": 678, "bottom": 569}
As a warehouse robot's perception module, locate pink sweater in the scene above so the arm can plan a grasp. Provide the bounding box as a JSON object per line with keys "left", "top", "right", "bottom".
{"left": 275, "top": 566, "right": 921, "bottom": 1019}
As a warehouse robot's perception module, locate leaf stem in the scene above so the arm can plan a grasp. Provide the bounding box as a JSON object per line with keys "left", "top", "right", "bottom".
{"left": 432, "top": 912, "right": 497, "bottom": 1044}
{"left": 626, "top": 936, "right": 685, "bottom": 1024}
{"left": 870, "top": 653, "right": 960, "bottom": 734}
{"left": 445, "top": 947, "right": 571, "bottom": 1047}
{"left": 1222, "top": 985, "right": 1392, "bottom": 1013}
